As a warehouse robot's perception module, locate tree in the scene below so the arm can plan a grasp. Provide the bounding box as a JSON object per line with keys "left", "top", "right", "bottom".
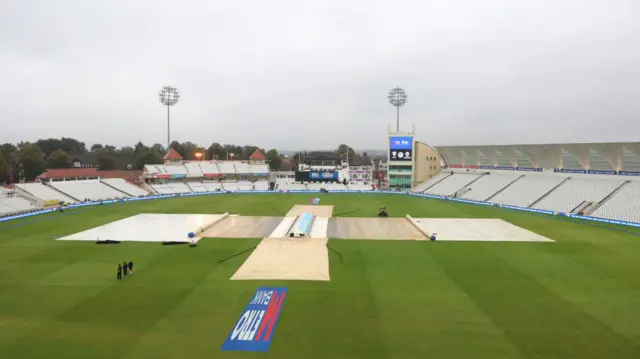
{"left": 206, "top": 142, "right": 224, "bottom": 160}
{"left": 36, "top": 137, "right": 87, "bottom": 155}
{"left": 93, "top": 148, "right": 116, "bottom": 170}
{"left": 18, "top": 142, "right": 47, "bottom": 181}
{"left": 134, "top": 141, "right": 146, "bottom": 155}
{"left": 0, "top": 156, "right": 8, "bottom": 184}
{"left": 119, "top": 146, "right": 135, "bottom": 157}
{"left": 152, "top": 144, "right": 166, "bottom": 156}
{"left": 49, "top": 150, "right": 72, "bottom": 169}
{"left": 90, "top": 144, "right": 103, "bottom": 151}
{"left": 133, "top": 146, "right": 163, "bottom": 170}
{"left": 265, "top": 149, "right": 282, "bottom": 170}
{"left": 335, "top": 144, "right": 357, "bottom": 165}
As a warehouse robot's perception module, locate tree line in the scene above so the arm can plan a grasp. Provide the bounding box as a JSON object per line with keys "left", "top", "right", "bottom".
{"left": 0, "top": 137, "right": 365, "bottom": 184}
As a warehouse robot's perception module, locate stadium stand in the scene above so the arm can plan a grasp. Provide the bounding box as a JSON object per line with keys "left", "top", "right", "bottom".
{"left": 347, "top": 183, "right": 374, "bottom": 191}
{"left": 184, "top": 163, "right": 204, "bottom": 177}
{"left": 307, "top": 182, "right": 347, "bottom": 191}
{"left": 277, "top": 182, "right": 307, "bottom": 190}
{"left": 151, "top": 182, "right": 191, "bottom": 194}
{"left": 591, "top": 181, "right": 640, "bottom": 223}
{"left": 532, "top": 176, "right": 627, "bottom": 213}
{"left": 250, "top": 163, "right": 269, "bottom": 174}
{"left": 234, "top": 162, "right": 251, "bottom": 174}
{"left": 14, "top": 183, "right": 77, "bottom": 203}
{"left": 202, "top": 181, "right": 223, "bottom": 191}
{"left": 187, "top": 182, "right": 208, "bottom": 192}
{"left": 101, "top": 178, "right": 148, "bottom": 197}
{"left": 412, "top": 172, "right": 451, "bottom": 193}
{"left": 0, "top": 191, "right": 37, "bottom": 215}
{"left": 255, "top": 180, "right": 269, "bottom": 191}
{"left": 165, "top": 165, "right": 188, "bottom": 175}
{"left": 221, "top": 181, "right": 239, "bottom": 191}
{"left": 238, "top": 180, "right": 253, "bottom": 191}
{"left": 200, "top": 163, "right": 221, "bottom": 175}
{"left": 460, "top": 172, "right": 524, "bottom": 201}
{"left": 218, "top": 162, "right": 235, "bottom": 174}
{"left": 51, "top": 180, "right": 129, "bottom": 201}
{"left": 489, "top": 174, "right": 567, "bottom": 207}
{"left": 425, "top": 172, "right": 483, "bottom": 196}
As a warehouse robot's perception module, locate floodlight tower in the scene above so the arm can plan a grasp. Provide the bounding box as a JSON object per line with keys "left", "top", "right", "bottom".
{"left": 388, "top": 87, "right": 408, "bottom": 132}
{"left": 159, "top": 86, "right": 180, "bottom": 149}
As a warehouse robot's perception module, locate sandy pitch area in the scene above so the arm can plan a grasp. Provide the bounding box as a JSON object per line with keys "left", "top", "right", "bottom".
{"left": 286, "top": 205, "right": 334, "bottom": 217}
{"left": 230, "top": 237, "right": 330, "bottom": 281}
{"left": 201, "top": 216, "right": 282, "bottom": 238}
{"left": 328, "top": 217, "right": 426, "bottom": 240}
{"left": 231, "top": 204, "right": 333, "bottom": 281}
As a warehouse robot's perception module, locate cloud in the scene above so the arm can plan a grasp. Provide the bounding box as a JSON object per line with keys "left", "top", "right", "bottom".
{"left": 1, "top": 0, "right": 639, "bottom": 150}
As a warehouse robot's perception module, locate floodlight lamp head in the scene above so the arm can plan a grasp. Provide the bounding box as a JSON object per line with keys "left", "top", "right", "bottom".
{"left": 159, "top": 86, "right": 180, "bottom": 106}
{"left": 388, "top": 87, "right": 407, "bottom": 107}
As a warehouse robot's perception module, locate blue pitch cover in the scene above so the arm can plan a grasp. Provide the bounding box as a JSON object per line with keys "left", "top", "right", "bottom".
{"left": 221, "top": 287, "right": 288, "bottom": 352}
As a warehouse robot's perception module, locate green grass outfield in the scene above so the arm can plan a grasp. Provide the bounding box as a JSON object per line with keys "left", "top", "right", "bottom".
{"left": 1, "top": 193, "right": 639, "bottom": 359}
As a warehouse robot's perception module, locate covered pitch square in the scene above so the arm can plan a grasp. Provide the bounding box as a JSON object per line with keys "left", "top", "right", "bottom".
{"left": 57, "top": 213, "right": 227, "bottom": 243}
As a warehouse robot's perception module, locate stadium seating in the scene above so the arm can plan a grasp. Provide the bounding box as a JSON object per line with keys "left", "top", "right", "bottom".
{"left": 277, "top": 182, "right": 307, "bottom": 190}
{"left": 165, "top": 165, "right": 188, "bottom": 175}
{"left": 425, "top": 173, "right": 482, "bottom": 196}
{"left": 15, "top": 183, "right": 77, "bottom": 203}
{"left": 238, "top": 180, "right": 253, "bottom": 190}
{"left": 250, "top": 164, "right": 269, "bottom": 174}
{"left": 0, "top": 192, "right": 38, "bottom": 215}
{"left": 222, "top": 181, "right": 239, "bottom": 191}
{"left": 51, "top": 180, "right": 128, "bottom": 201}
{"left": 151, "top": 182, "right": 191, "bottom": 194}
{"left": 101, "top": 179, "right": 148, "bottom": 197}
{"left": 234, "top": 162, "right": 251, "bottom": 174}
{"left": 184, "top": 163, "right": 204, "bottom": 177}
{"left": 218, "top": 162, "right": 235, "bottom": 174}
{"left": 307, "top": 182, "right": 347, "bottom": 191}
{"left": 187, "top": 182, "right": 208, "bottom": 192}
{"left": 144, "top": 165, "right": 168, "bottom": 175}
{"left": 255, "top": 180, "right": 269, "bottom": 191}
{"left": 591, "top": 181, "right": 640, "bottom": 223}
{"left": 348, "top": 183, "right": 374, "bottom": 191}
{"left": 490, "top": 175, "right": 567, "bottom": 207}
{"left": 202, "top": 181, "right": 223, "bottom": 191}
{"left": 533, "top": 177, "right": 626, "bottom": 213}
{"left": 460, "top": 173, "right": 523, "bottom": 201}
{"left": 199, "top": 163, "right": 220, "bottom": 175}
{"left": 413, "top": 172, "right": 451, "bottom": 193}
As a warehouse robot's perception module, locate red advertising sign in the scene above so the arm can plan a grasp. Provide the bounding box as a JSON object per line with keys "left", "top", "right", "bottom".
{"left": 203, "top": 173, "right": 221, "bottom": 178}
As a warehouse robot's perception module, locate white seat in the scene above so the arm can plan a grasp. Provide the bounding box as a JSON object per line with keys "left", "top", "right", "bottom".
{"left": 15, "top": 183, "right": 76, "bottom": 203}
{"left": 461, "top": 173, "right": 522, "bottom": 201}
{"left": 534, "top": 177, "right": 626, "bottom": 212}
{"left": 51, "top": 180, "right": 128, "bottom": 201}
{"left": 425, "top": 173, "right": 482, "bottom": 196}
{"left": 491, "top": 175, "right": 566, "bottom": 207}
{"left": 592, "top": 181, "right": 640, "bottom": 223}
{"left": 101, "top": 179, "right": 148, "bottom": 196}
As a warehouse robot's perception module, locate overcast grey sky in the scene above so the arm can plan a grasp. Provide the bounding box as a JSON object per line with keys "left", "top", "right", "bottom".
{"left": 1, "top": 0, "right": 639, "bottom": 150}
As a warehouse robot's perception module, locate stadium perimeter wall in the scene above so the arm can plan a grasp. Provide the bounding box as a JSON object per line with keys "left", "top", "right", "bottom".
{"left": 1, "top": 190, "right": 639, "bottom": 229}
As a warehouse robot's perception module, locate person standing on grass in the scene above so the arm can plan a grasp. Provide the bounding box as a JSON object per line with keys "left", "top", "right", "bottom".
{"left": 123, "top": 261, "right": 128, "bottom": 276}
{"left": 128, "top": 261, "right": 133, "bottom": 275}
{"left": 117, "top": 264, "right": 122, "bottom": 281}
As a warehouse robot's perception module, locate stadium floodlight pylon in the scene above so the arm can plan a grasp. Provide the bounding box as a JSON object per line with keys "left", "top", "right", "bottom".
{"left": 159, "top": 86, "right": 180, "bottom": 149}
{"left": 388, "top": 87, "right": 408, "bottom": 132}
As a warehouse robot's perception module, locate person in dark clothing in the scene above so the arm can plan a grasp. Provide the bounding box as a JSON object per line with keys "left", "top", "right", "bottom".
{"left": 117, "top": 264, "right": 122, "bottom": 280}
{"left": 123, "top": 261, "right": 128, "bottom": 276}
{"left": 128, "top": 261, "right": 133, "bottom": 275}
